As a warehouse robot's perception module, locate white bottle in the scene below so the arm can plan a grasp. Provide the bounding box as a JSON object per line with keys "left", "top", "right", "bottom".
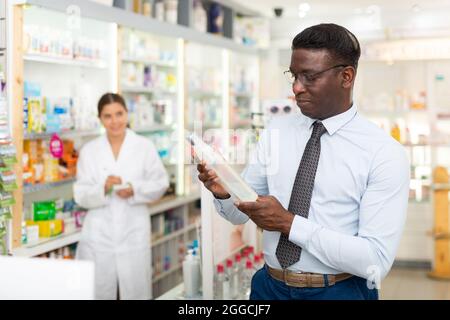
{"left": 183, "top": 249, "right": 201, "bottom": 298}
{"left": 241, "top": 259, "right": 254, "bottom": 300}
{"left": 235, "top": 253, "right": 245, "bottom": 286}
{"left": 226, "top": 259, "right": 239, "bottom": 299}
{"left": 164, "top": 0, "right": 178, "bottom": 24}
{"left": 215, "top": 264, "right": 230, "bottom": 300}
{"left": 253, "top": 254, "right": 263, "bottom": 272}
{"left": 193, "top": 0, "right": 207, "bottom": 33}
{"left": 155, "top": 0, "right": 165, "bottom": 21}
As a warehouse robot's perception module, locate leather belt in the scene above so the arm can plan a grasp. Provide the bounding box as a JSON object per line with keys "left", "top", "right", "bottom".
{"left": 267, "top": 266, "right": 353, "bottom": 288}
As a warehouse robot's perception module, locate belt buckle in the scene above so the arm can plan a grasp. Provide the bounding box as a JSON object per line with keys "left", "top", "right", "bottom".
{"left": 283, "top": 269, "right": 305, "bottom": 288}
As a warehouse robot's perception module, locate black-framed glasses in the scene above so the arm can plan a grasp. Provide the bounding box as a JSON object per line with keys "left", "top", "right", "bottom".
{"left": 283, "top": 64, "right": 349, "bottom": 86}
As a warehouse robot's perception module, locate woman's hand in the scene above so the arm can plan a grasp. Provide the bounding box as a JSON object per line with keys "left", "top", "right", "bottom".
{"left": 104, "top": 175, "right": 122, "bottom": 195}
{"left": 197, "top": 161, "right": 230, "bottom": 199}
{"left": 116, "top": 185, "right": 134, "bottom": 199}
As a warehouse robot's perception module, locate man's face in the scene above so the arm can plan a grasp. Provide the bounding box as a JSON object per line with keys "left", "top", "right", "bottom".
{"left": 289, "top": 48, "right": 345, "bottom": 120}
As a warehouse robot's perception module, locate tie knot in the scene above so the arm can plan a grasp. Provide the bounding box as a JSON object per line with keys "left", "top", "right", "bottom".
{"left": 312, "top": 121, "right": 327, "bottom": 139}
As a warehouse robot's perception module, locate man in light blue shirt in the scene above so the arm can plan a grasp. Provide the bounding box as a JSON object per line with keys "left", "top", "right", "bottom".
{"left": 197, "top": 23, "right": 410, "bottom": 300}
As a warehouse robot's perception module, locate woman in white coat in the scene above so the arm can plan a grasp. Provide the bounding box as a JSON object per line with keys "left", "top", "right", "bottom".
{"left": 74, "top": 93, "right": 169, "bottom": 300}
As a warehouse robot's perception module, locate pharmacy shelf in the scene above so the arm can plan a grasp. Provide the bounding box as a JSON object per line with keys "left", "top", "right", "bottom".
{"left": 23, "top": 178, "right": 76, "bottom": 194}
{"left": 152, "top": 263, "right": 183, "bottom": 283}
{"left": 133, "top": 124, "right": 174, "bottom": 133}
{"left": 432, "top": 183, "right": 450, "bottom": 190}
{"left": 232, "top": 92, "right": 254, "bottom": 99}
{"left": 149, "top": 192, "right": 200, "bottom": 216}
{"left": 361, "top": 109, "right": 429, "bottom": 118}
{"left": 189, "top": 90, "right": 222, "bottom": 99}
{"left": 17, "top": 0, "right": 258, "bottom": 55}
{"left": 121, "top": 56, "right": 177, "bottom": 68}
{"left": 156, "top": 283, "right": 187, "bottom": 300}
{"left": 12, "top": 229, "right": 81, "bottom": 258}
{"left": 23, "top": 129, "right": 102, "bottom": 140}
{"left": 402, "top": 142, "right": 450, "bottom": 147}
{"left": 23, "top": 54, "right": 107, "bottom": 69}
{"left": 121, "top": 85, "right": 177, "bottom": 95}
{"left": 410, "top": 178, "right": 432, "bottom": 186}
{"left": 152, "top": 224, "right": 197, "bottom": 248}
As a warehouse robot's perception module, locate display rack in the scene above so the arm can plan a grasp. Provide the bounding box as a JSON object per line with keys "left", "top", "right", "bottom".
{"left": 8, "top": 0, "right": 260, "bottom": 298}
{"left": 356, "top": 45, "right": 450, "bottom": 264}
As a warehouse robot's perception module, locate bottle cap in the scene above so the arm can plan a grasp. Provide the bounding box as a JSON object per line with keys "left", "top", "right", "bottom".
{"left": 217, "top": 264, "right": 224, "bottom": 273}
{"left": 254, "top": 255, "right": 261, "bottom": 264}
{"left": 226, "top": 259, "right": 233, "bottom": 268}
{"left": 246, "top": 259, "right": 253, "bottom": 269}
{"left": 235, "top": 253, "right": 241, "bottom": 262}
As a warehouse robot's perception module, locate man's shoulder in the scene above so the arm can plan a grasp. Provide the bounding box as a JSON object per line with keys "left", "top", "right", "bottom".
{"left": 352, "top": 113, "right": 407, "bottom": 158}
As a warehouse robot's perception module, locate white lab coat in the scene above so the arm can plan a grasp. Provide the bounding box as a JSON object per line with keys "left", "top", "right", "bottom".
{"left": 74, "top": 129, "right": 169, "bottom": 300}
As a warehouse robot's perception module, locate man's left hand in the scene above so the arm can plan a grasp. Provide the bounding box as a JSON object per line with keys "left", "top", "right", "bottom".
{"left": 236, "top": 196, "right": 294, "bottom": 236}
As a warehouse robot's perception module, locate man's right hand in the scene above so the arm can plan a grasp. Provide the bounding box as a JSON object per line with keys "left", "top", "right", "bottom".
{"left": 197, "top": 161, "right": 230, "bottom": 199}
{"left": 105, "top": 175, "right": 122, "bottom": 194}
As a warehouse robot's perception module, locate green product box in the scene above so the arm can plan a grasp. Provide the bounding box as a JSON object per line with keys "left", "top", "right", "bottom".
{"left": 33, "top": 201, "right": 56, "bottom": 221}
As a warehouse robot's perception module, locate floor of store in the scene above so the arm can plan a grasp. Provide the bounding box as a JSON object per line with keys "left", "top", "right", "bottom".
{"left": 381, "top": 268, "right": 450, "bottom": 300}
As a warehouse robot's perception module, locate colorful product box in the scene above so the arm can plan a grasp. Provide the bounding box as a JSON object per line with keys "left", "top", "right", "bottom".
{"left": 32, "top": 200, "right": 56, "bottom": 221}
{"left": 26, "top": 219, "right": 63, "bottom": 237}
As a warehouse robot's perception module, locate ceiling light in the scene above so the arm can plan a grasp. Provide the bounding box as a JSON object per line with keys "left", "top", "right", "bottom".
{"left": 298, "top": 11, "right": 307, "bottom": 18}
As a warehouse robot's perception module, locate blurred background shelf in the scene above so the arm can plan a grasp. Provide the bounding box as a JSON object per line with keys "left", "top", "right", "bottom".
{"left": 23, "top": 130, "right": 102, "bottom": 140}
{"left": 24, "top": 54, "right": 107, "bottom": 69}
{"left": 12, "top": 230, "right": 81, "bottom": 258}
{"left": 152, "top": 224, "right": 197, "bottom": 248}
{"left": 23, "top": 178, "right": 76, "bottom": 195}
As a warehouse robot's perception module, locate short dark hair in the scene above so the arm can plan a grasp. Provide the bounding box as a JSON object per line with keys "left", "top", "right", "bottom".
{"left": 292, "top": 23, "right": 361, "bottom": 69}
{"left": 97, "top": 93, "right": 128, "bottom": 117}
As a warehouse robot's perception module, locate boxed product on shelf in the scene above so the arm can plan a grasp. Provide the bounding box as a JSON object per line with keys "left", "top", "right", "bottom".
{"left": 0, "top": 191, "right": 15, "bottom": 208}
{"left": 25, "top": 225, "right": 40, "bottom": 245}
{"left": 23, "top": 137, "right": 78, "bottom": 185}
{"left": 23, "top": 24, "right": 105, "bottom": 62}
{"left": 73, "top": 210, "right": 87, "bottom": 228}
{"left": 37, "top": 245, "right": 77, "bottom": 259}
{"left": 26, "top": 219, "right": 63, "bottom": 238}
{"left": 0, "top": 169, "right": 18, "bottom": 192}
{"left": 63, "top": 217, "right": 76, "bottom": 234}
{"left": 122, "top": 62, "right": 177, "bottom": 90}
{"left": 32, "top": 200, "right": 56, "bottom": 221}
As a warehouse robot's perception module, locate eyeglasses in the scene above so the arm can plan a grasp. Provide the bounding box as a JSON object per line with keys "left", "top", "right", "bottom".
{"left": 283, "top": 64, "right": 349, "bottom": 86}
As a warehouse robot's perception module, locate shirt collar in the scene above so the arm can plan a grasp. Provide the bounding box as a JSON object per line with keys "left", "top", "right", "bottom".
{"left": 304, "top": 103, "right": 358, "bottom": 136}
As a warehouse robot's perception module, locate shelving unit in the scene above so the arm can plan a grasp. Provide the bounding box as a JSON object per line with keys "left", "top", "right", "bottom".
{"left": 23, "top": 178, "right": 76, "bottom": 194}
{"left": 23, "top": 54, "right": 107, "bottom": 69}
{"left": 7, "top": 0, "right": 260, "bottom": 298}
{"left": 153, "top": 263, "right": 182, "bottom": 284}
{"left": 356, "top": 42, "right": 450, "bottom": 264}
{"left": 12, "top": 229, "right": 81, "bottom": 258}
{"left": 23, "top": 129, "right": 102, "bottom": 140}
{"left": 152, "top": 224, "right": 197, "bottom": 248}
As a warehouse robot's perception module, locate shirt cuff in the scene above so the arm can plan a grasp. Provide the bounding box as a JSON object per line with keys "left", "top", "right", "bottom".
{"left": 288, "top": 215, "right": 318, "bottom": 249}
{"left": 213, "top": 197, "right": 236, "bottom": 216}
